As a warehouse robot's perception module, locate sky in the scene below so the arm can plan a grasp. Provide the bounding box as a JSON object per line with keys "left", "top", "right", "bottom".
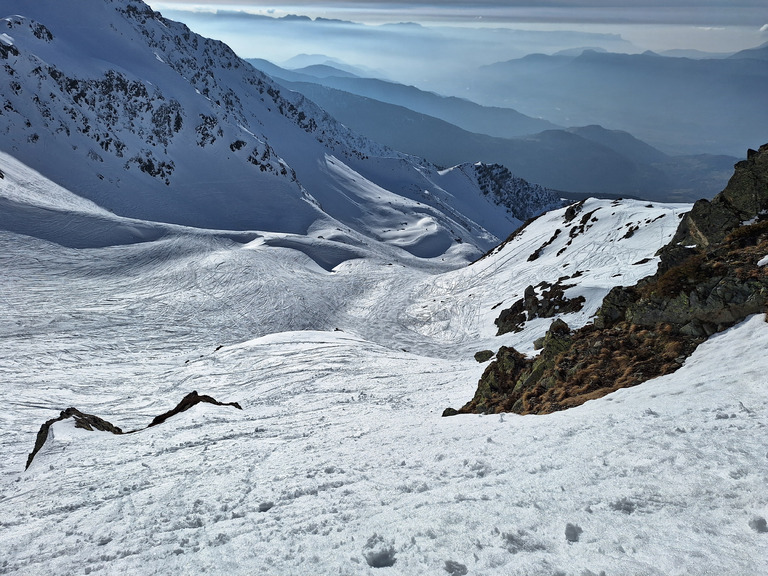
{"left": 146, "top": 0, "right": 768, "bottom": 92}
{"left": 148, "top": 0, "right": 768, "bottom": 30}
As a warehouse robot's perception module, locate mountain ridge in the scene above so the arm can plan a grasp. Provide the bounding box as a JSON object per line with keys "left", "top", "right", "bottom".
{"left": 0, "top": 0, "right": 562, "bottom": 257}
{"left": 473, "top": 49, "right": 768, "bottom": 156}
{"left": 272, "top": 77, "right": 735, "bottom": 201}
{"left": 446, "top": 143, "right": 768, "bottom": 416}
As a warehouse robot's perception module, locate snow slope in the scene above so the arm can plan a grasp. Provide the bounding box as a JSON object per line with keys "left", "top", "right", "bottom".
{"left": 0, "top": 0, "right": 560, "bottom": 258}
{"left": 1, "top": 154, "right": 766, "bottom": 575}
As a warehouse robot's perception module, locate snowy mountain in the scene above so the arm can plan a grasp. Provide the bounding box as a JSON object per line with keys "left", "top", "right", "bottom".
{"left": 0, "top": 0, "right": 562, "bottom": 258}
{"left": 1, "top": 1, "right": 767, "bottom": 574}
{"left": 2, "top": 144, "right": 768, "bottom": 574}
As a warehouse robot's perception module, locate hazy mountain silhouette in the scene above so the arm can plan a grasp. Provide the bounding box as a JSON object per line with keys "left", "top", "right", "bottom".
{"left": 469, "top": 49, "right": 768, "bottom": 156}
{"left": 276, "top": 78, "right": 736, "bottom": 201}
{"left": 247, "top": 59, "right": 558, "bottom": 139}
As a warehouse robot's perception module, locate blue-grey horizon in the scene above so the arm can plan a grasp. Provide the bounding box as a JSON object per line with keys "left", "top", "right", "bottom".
{"left": 146, "top": 0, "right": 768, "bottom": 77}
{"left": 148, "top": 0, "right": 768, "bottom": 25}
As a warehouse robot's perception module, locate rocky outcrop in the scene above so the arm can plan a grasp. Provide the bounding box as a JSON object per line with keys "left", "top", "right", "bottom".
{"left": 473, "top": 163, "right": 565, "bottom": 221}
{"left": 25, "top": 407, "right": 124, "bottom": 470}
{"left": 25, "top": 391, "right": 242, "bottom": 469}
{"left": 473, "top": 350, "right": 495, "bottom": 363}
{"left": 669, "top": 143, "right": 768, "bottom": 248}
{"left": 445, "top": 143, "right": 768, "bottom": 416}
{"left": 148, "top": 391, "right": 242, "bottom": 427}
{"left": 495, "top": 280, "right": 586, "bottom": 335}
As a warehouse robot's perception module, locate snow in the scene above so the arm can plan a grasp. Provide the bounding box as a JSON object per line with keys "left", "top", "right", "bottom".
{"left": 1, "top": 1, "right": 767, "bottom": 573}
{"left": 758, "top": 255, "right": 768, "bottom": 267}
{"left": 0, "top": 0, "right": 548, "bottom": 258}
{"left": 1, "top": 156, "right": 767, "bottom": 575}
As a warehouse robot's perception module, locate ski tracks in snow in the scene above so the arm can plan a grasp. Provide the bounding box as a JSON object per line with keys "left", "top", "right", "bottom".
{"left": 2, "top": 199, "right": 767, "bottom": 575}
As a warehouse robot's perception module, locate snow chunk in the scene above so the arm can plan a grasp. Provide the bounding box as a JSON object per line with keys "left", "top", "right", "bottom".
{"left": 757, "top": 255, "right": 768, "bottom": 267}
{"left": 0, "top": 33, "right": 14, "bottom": 46}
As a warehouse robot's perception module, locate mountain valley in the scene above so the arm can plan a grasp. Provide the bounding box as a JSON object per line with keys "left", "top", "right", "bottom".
{"left": 0, "top": 1, "right": 767, "bottom": 575}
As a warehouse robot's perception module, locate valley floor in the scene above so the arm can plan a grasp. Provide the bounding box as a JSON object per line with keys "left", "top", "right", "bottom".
{"left": 1, "top": 203, "right": 767, "bottom": 575}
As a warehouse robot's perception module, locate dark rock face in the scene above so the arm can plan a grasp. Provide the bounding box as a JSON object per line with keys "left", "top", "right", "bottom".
{"left": 565, "top": 523, "right": 583, "bottom": 543}
{"left": 670, "top": 143, "right": 768, "bottom": 248}
{"left": 473, "top": 350, "right": 495, "bottom": 363}
{"left": 25, "top": 407, "right": 124, "bottom": 470}
{"left": 600, "top": 219, "right": 768, "bottom": 338}
{"left": 495, "top": 280, "right": 586, "bottom": 335}
{"left": 474, "top": 163, "right": 564, "bottom": 221}
{"left": 25, "top": 391, "right": 242, "bottom": 470}
{"left": 148, "top": 391, "right": 242, "bottom": 427}
{"left": 446, "top": 143, "right": 768, "bottom": 416}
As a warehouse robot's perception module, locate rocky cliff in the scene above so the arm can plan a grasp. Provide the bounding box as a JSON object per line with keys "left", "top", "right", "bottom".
{"left": 445, "top": 143, "right": 768, "bottom": 416}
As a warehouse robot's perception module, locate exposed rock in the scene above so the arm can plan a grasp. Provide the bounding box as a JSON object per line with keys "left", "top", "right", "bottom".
{"left": 474, "top": 162, "right": 565, "bottom": 222}
{"left": 563, "top": 199, "right": 585, "bottom": 223}
{"left": 474, "top": 350, "right": 494, "bottom": 363}
{"left": 669, "top": 142, "right": 768, "bottom": 248}
{"left": 601, "top": 219, "right": 768, "bottom": 337}
{"left": 565, "top": 523, "right": 583, "bottom": 543}
{"left": 444, "top": 560, "right": 469, "bottom": 575}
{"left": 149, "top": 390, "right": 242, "bottom": 427}
{"left": 495, "top": 280, "right": 586, "bottom": 335}
{"left": 446, "top": 144, "right": 768, "bottom": 416}
{"left": 528, "top": 229, "right": 561, "bottom": 261}
{"left": 749, "top": 517, "right": 768, "bottom": 533}
{"left": 362, "top": 534, "right": 396, "bottom": 568}
{"left": 721, "top": 145, "right": 768, "bottom": 217}
{"left": 25, "top": 407, "right": 124, "bottom": 470}
{"left": 25, "top": 391, "right": 242, "bottom": 469}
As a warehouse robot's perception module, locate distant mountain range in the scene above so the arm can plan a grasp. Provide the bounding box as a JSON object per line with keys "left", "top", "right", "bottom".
{"left": 247, "top": 58, "right": 558, "bottom": 140}
{"left": 151, "top": 6, "right": 764, "bottom": 158}
{"left": 466, "top": 48, "right": 768, "bottom": 156}
{"left": 250, "top": 60, "right": 737, "bottom": 202}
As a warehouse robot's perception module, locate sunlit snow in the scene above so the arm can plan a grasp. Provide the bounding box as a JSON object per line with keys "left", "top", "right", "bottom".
{"left": 1, "top": 154, "right": 767, "bottom": 575}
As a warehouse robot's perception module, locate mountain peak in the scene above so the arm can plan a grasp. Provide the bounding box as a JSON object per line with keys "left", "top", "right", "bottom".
{"left": 0, "top": 0, "right": 561, "bottom": 257}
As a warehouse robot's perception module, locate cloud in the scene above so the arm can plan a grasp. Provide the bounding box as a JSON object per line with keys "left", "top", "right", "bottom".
{"left": 149, "top": 1, "right": 768, "bottom": 26}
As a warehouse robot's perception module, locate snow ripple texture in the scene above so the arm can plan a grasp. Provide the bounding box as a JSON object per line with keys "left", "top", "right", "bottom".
{"left": 1, "top": 155, "right": 767, "bottom": 574}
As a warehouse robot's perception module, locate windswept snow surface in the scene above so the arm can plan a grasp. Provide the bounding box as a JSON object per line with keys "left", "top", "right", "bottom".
{"left": 1, "top": 166, "right": 767, "bottom": 574}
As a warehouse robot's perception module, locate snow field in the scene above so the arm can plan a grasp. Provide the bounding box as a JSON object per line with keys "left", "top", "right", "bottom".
{"left": 3, "top": 315, "right": 767, "bottom": 575}
{"left": 0, "top": 164, "right": 765, "bottom": 574}
{"left": 0, "top": 206, "right": 768, "bottom": 574}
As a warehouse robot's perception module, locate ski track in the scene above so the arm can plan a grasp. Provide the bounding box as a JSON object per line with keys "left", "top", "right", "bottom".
{"left": 1, "top": 199, "right": 768, "bottom": 575}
